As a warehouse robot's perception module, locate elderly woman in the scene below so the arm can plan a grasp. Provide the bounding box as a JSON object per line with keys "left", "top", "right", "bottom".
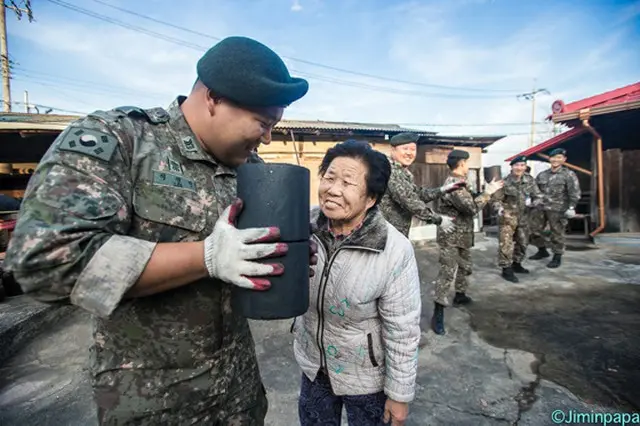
{"left": 293, "top": 140, "right": 421, "bottom": 426}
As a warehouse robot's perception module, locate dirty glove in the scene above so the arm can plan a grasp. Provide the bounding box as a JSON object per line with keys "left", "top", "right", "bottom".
{"left": 204, "top": 199, "right": 287, "bottom": 291}
{"left": 484, "top": 178, "right": 504, "bottom": 195}
{"left": 564, "top": 207, "right": 576, "bottom": 218}
{"left": 440, "top": 180, "right": 466, "bottom": 194}
{"left": 439, "top": 215, "right": 455, "bottom": 233}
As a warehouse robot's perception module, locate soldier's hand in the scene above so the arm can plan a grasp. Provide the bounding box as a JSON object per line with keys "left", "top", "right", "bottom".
{"left": 484, "top": 178, "right": 504, "bottom": 195}
{"left": 564, "top": 208, "right": 576, "bottom": 218}
{"left": 439, "top": 215, "right": 455, "bottom": 233}
{"left": 204, "top": 198, "right": 286, "bottom": 290}
{"left": 440, "top": 180, "right": 466, "bottom": 194}
{"left": 496, "top": 206, "right": 504, "bottom": 217}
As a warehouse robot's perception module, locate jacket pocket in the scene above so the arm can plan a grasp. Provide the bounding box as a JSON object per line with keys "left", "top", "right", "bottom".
{"left": 367, "top": 333, "right": 379, "bottom": 367}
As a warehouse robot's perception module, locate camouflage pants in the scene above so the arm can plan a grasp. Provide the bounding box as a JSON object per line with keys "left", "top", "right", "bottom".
{"left": 94, "top": 369, "right": 268, "bottom": 425}
{"left": 434, "top": 244, "right": 472, "bottom": 306}
{"left": 498, "top": 212, "right": 529, "bottom": 268}
{"left": 529, "top": 210, "right": 568, "bottom": 255}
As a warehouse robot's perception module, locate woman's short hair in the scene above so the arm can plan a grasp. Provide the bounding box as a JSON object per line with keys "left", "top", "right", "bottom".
{"left": 318, "top": 139, "right": 391, "bottom": 206}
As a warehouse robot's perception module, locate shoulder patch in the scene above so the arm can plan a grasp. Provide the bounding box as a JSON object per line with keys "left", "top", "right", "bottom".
{"left": 114, "top": 106, "right": 170, "bottom": 124}
{"left": 57, "top": 126, "right": 118, "bottom": 162}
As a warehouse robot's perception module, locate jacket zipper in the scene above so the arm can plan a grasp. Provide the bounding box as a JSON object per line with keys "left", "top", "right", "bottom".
{"left": 366, "top": 333, "right": 379, "bottom": 367}
{"left": 313, "top": 237, "right": 380, "bottom": 371}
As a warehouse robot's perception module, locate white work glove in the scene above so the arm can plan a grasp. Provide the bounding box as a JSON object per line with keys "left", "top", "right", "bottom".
{"left": 439, "top": 215, "right": 455, "bottom": 233}
{"left": 496, "top": 206, "right": 504, "bottom": 217}
{"left": 440, "top": 180, "right": 467, "bottom": 194}
{"left": 484, "top": 178, "right": 504, "bottom": 195}
{"left": 204, "top": 199, "right": 287, "bottom": 291}
{"left": 525, "top": 197, "right": 532, "bottom": 207}
{"left": 565, "top": 208, "right": 576, "bottom": 218}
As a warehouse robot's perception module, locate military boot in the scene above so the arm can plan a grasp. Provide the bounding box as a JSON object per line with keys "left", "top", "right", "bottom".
{"left": 502, "top": 267, "right": 519, "bottom": 283}
{"left": 453, "top": 292, "right": 472, "bottom": 306}
{"left": 547, "top": 254, "right": 562, "bottom": 268}
{"left": 431, "top": 303, "right": 445, "bottom": 335}
{"left": 529, "top": 247, "right": 550, "bottom": 260}
{"left": 512, "top": 262, "right": 530, "bottom": 274}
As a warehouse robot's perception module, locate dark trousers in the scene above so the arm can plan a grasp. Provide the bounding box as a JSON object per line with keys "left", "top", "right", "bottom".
{"left": 298, "top": 370, "right": 387, "bottom": 425}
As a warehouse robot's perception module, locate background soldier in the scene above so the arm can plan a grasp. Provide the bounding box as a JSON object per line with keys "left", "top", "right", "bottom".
{"left": 4, "top": 36, "right": 315, "bottom": 425}
{"left": 431, "top": 150, "right": 503, "bottom": 335}
{"left": 379, "top": 132, "right": 464, "bottom": 237}
{"left": 529, "top": 147, "right": 581, "bottom": 268}
{"left": 491, "top": 156, "right": 542, "bottom": 283}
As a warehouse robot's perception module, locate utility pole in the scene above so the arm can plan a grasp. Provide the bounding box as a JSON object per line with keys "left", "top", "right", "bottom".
{"left": 1, "top": 1, "right": 34, "bottom": 112}
{"left": 517, "top": 79, "right": 550, "bottom": 148}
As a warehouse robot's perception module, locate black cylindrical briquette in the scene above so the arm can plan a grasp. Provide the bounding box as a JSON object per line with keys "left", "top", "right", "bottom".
{"left": 236, "top": 163, "right": 310, "bottom": 243}
{"left": 231, "top": 240, "right": 310, "bottom": 320}
{"left": 484, "top": 165, "right": 503, "bottom": 183}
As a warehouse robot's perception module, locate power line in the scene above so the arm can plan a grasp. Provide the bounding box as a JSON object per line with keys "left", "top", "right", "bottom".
{"left": 290, "top": 69, "right": 510, "bottom": 99}
{"left": 394, "top": 121, "right": 546, "bottom": 127}
{"left": 12, "top": 66, "right": 168, "bottom": 101}
{"left": 14, "top": 68, "right": 555, "bottom": 128}
{"left": 54, "top": 0, "right": 526, "bottom": 95}
{"left": 12, "top": 100, "right": 86, "bottom": 115}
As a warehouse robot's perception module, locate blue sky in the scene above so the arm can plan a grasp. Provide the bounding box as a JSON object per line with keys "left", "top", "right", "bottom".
{"left": 7, "top": 0, "right": 640, "bottom": 166}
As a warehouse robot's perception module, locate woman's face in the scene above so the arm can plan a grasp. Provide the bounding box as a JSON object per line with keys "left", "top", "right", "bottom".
{"left": 318, "top": 156, "right": 376, "bottom": 222}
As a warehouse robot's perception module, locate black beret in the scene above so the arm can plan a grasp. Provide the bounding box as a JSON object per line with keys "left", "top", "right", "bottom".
{"left": 549, "top": 147, "right": 567, "bottom": 157}
{"left": 389, "top": 133, "right": 419, "bottom": 147}
{"left": 447, "top": 149, "right": 470, "bottom": 161}
{"left": 510, "top": 155, "right": 527, "bottom": 166}
{"left": 196, "top": 36, "right": 309, "bottom": 108}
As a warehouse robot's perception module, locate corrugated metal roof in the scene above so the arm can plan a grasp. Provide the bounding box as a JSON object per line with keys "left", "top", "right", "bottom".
{"left": 549, "top": 81, "right": 640, "bottom": 119}
{"left": 274, "top": 120, "right": 433, "bottom": 134}
{"left": 0, "top": 113, "right": 436, "bottom": 135}
{"left": 0, "top": 112, "right": 79, "bottom": 131}
{"left": 504, "top": 127, "right": 588, "bottom": 162}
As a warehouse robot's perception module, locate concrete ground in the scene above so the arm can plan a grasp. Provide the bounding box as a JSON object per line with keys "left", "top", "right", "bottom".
{"left": 1, "top": 235, "right": 639, "bottom": 425}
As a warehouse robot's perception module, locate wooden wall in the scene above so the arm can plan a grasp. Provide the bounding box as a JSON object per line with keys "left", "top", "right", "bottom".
{"left": 603, "top": 149, "right": 640, "bottom": 232}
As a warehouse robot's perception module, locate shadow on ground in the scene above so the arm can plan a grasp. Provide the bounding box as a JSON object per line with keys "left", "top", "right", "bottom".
{"left": 466, "top": 283, "right": 640, "bottom": 411}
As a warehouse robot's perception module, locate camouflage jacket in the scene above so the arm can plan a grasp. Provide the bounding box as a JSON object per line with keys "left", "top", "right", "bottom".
{"left": 491, "top": 173, "right": 542, "bottom": 216}
{"left": 436, "top": 173, "right": 491, "bottom": 248}
{"left": 379, "top": 158, "right": 442, "bottom": 237}
{"left": 4, "top": 97, "right": 264, "bottom": 421}
{"left": 536, "top": 166, "right": 581, "bottom": 212}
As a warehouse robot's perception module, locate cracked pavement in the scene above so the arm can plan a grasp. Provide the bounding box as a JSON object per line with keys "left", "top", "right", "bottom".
{"left": 1, "top": 236, "right": 639, "bottom": 425}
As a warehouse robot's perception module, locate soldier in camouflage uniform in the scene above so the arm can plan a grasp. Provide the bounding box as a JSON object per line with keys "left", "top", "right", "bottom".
{"left": 3, "top": 36, "right": 313, "bottom": 425}
{"left": 379, "top": 132, "right": 464, "bottom": 237}
{"left": 491, "top": 156, "right": 542, "bottom": 283}
{"left": 529, "top": 147, "right": 581, "bottom": 268}
{"left": 431, "top": 150, "right": 503, "bottom": 335}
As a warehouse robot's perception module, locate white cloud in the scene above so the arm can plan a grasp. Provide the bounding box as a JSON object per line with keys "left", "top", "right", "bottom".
{"left": 291, "top": 0, "right": 303, "bottom": 12}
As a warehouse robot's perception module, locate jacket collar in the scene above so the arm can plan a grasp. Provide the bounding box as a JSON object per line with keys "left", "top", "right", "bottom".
{"left": 167, "top": 96, "right": 236, "bottom": 177}
{"left": 311, "top": 205, "right": 388, "bottom": 251}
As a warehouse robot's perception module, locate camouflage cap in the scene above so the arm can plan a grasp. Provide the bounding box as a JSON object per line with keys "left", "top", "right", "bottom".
{"left": 389, "top": 132, "right": 420, "bottom": 147}
{"left": 510, "top": 155, "right": 527, "bottom": 166}
{"left": 548, "top": 147, "right": 567, "bottom": 157}
{"left": 196, "top": 36, "right": 309, "bottom": 108}
{"left": 447, "top": 149, "right": 470, "bottom": 161}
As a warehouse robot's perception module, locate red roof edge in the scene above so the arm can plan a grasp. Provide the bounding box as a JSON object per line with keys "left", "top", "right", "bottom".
{"left": 504, "top": 127, "right": 589, "bottom": 162}
{"left": 548, "top": 81, "right": 640, "bottom": 119}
